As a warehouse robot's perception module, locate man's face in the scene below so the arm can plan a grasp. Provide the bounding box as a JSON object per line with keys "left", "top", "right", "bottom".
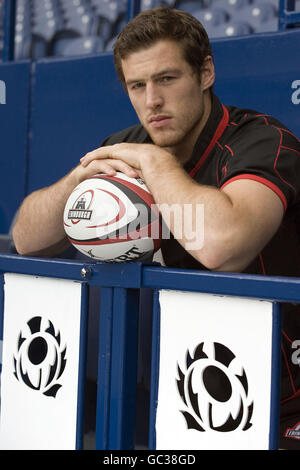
{"left": 121, "top": 40, "right": 214, "bottom": 160}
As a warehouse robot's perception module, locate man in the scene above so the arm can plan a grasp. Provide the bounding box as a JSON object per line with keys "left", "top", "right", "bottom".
{"left": 12, "top": 8, "right": 300, "bottom": 449}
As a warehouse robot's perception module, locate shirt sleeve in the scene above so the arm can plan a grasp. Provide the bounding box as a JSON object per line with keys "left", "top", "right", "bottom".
{"left": 218, "top": 123, "right": 300, "bottom": 211}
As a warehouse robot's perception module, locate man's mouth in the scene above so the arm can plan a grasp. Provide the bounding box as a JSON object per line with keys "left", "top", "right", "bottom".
{"left": 149, "top": 115, "right": 172, "bottom": 128}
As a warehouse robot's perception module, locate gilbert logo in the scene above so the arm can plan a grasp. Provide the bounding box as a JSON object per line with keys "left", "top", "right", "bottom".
{"left": 285, "top": 422, "right": 300, "bottom": 440}
{"left": 0, "top": 80, "right": 6, "bottom": 104}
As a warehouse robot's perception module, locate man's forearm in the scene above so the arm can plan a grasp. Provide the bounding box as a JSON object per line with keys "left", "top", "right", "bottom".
{"left": 140, "top": 151, "right": 238, "bottom": 269}
{"left": 12, "top": 169, "right": 78, "bottom": 256}
{"left": 139, "top": 150, "right": 283, "bottom": 272}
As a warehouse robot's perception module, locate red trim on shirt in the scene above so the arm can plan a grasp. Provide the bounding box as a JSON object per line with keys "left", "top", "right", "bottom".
{"left": 189, "top": 105, "right": 229, "bottom": 178}
{"left": 281, "top": 145, "right": 300, "bottom": 157}
{"left": 225, "top": 144, "right": 234, "bottom": 157}
{"left": 259, "top": 253, "right": 266, "bottom": 275}
{"left": 220, "top": 174, "right": 288, "bottom": 211}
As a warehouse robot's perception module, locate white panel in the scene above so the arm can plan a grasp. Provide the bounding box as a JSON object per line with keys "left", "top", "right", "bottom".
{"left": 0, "top": 273, "right": 83, "bottom": 450}
{"left": 155, "top": 290, "right": 274, "bottom": 450}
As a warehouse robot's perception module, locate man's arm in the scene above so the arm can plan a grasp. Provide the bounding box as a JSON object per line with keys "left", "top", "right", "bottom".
{"left": 13, "top": 158, "right": 140, "bottom": 256}
{"left": 80, "top": 142, "right": 284, "bottom": 272}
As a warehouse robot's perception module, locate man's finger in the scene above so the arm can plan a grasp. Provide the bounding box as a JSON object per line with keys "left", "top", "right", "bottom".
{"left": 81, "top": 158, "right": 139, "bottom": 179}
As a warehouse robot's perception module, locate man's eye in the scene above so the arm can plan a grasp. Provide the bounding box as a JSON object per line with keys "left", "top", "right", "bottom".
{"left": 160, "top": 76, "right": 174, "bottom": 83}
{"left": 132, "top": 82, "right": 145, "bottom": 90}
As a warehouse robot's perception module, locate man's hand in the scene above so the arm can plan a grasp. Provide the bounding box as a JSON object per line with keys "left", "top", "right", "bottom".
{"left": 79, "top": 142, "right": 172, "bottom": 179}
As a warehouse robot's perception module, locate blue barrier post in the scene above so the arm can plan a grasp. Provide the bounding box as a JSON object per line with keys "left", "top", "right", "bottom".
{"left": 142, "top": 266, "right": 298, "bottom": 450}
{"left": 2, "top": 0, "right": 16, "bottom": 61}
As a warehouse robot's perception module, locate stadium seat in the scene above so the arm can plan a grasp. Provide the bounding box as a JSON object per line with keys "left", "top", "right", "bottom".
{"left": 32, "top": 0, "right": 60, "bottom": 13}
{"left": 32, "top": 16, "right": 65, "bottom": 42}
{"left": 139, "top": 0, "right": 178, "bottom": 10}
{"left": 52, "top": 35, "right": 105, "bottom": 57}
{"left": 177, "top": 0, "right": 211, "bottom": 13}
{"left": 221, "top": 20, "right": 253, "bottom": 36}
{"left": 266, "top": 0, "right": 279, "bottom": 7}
{"left": 14, "top": 17, "right": 31, "bottom": 39}
{"left": 213, "top": 0, "right": 252, "bottom": 11}
{"left": 193, "top": 7, "right": 229, "bottom": 27}
{"left": 105, "top": 35, "right": 116, "bottom": 51}
{"left": 90, "top": 0, "right": 127, "bottom": 8}
{"left": 239, "top": 1, "right": 278, "bottom": 29}
{"left": 30, "top": 34, "right": 48, "bottom": 59}
{"left": 60, "top": 0, "right": 90, "bottom": 9}
{"left": 94, "top": 0, "right": 126, "bottom": 23}
{"left": 60, "top": 0, "right": 91, "bottom": 22}
{"left": 15, "top": 1, "right": 31, "bottom": 30}
{"left": 140, "top": 0, "right": 159, "bottom": 10}
{"left": 14, "top": 0, "right": 32, "bottom": 60}
{"left": 64, "top": 11, "right": 98, "bottom": 37}
{"left": 255, "top": 17, "right": 278, "bottom": 32}
{"left": 93, "top": 1, "right": 126, "bottom": 44}
{"left": 14, "top": 31, "right": 32, "bottom": 60}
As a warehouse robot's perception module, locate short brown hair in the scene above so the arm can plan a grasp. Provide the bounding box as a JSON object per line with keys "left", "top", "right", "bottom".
{"left": 113, "top": 7, "right": 213, "bottom": 86}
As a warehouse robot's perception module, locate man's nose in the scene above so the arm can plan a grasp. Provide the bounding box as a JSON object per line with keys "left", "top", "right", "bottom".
{"left": 145, "top": 83, "right": 163, "bottom": 109}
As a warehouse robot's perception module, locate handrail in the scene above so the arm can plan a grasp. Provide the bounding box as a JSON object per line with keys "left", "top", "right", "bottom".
{"left": 279, "top": 0, "right": 300, "bottom": 29}
{"left": 1, "top": 253, "right": 300, "bottom": 304}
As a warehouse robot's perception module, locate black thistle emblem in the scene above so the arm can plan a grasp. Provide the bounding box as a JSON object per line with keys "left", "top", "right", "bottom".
{"left": 13, "top": 316, "right": 67, "bottom": 397}
{"left": 176, "top": 342, "right": 253, "bottom": 432}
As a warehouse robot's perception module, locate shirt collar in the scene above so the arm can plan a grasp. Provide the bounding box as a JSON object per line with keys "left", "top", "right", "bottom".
{"left": 184, "top": 93, "right": 225, "bottom": 174}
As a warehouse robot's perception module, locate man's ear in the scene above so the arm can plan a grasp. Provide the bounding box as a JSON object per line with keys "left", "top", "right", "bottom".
{"left": 200, "top": 56, "right": 215, "bottom": 91}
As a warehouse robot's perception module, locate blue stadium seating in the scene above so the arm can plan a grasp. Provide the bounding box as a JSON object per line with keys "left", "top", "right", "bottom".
{"left": 0, "top": 0, "right": 299, "bottom": 60}
{"left": 140, "top": 0, "right": 177, "bottom": 11}
{"left": 64, "top": 11, "right": 98, "bottom": 37}
{"left": 217, "top": 20, "right": 254, "bottom": 37}
{"left": 176, "top": 0, "right": 211, "bottom": 13}
{"left": 53, "top": 34, "right": 104, "bottom": 56}
{"left": 193, "top": 7, "right": 230, "bottom": 26}
{"left": 237, "top": 0, "right": 278, "bottom": 32}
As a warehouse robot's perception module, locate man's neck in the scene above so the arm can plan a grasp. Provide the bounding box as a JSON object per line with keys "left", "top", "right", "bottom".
{"left": 168, "top": 91, "right": 212, "bottom": 165}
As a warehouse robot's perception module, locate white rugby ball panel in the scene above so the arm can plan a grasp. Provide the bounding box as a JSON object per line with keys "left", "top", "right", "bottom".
{"left": 63, "top": 172, "right": 161, "bottom": 261}
{"left": 63, "top": 176, "right": 139, "bottom": 238}
{"left": 72, "top": 237, "right": 155, "bottom": 262}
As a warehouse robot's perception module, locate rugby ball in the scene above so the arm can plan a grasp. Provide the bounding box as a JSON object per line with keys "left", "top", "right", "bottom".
{"left": 63, "top": 172, "right": 161, "bottom": 262}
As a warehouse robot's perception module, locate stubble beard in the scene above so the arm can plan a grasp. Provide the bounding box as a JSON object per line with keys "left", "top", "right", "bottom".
{"left": 147, "top": 115, "right": 204, "bottom": 161}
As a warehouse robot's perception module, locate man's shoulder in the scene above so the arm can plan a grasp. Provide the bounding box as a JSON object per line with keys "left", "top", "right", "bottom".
{"left": 226, "top": 103, "right": 294, "bottom": 135}
{"left": 102, "top": 124, "right": 149, "bottom": 146}
{"left": 224, "top": 103, "right": 300, "bottom": 149}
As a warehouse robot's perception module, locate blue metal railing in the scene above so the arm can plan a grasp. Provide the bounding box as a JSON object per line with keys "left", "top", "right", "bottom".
{"left": 279, "top": 0, "right": 300, "bottom": 29}
{"left": 0, "top": 253, "right": 299, "bottom": 449}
